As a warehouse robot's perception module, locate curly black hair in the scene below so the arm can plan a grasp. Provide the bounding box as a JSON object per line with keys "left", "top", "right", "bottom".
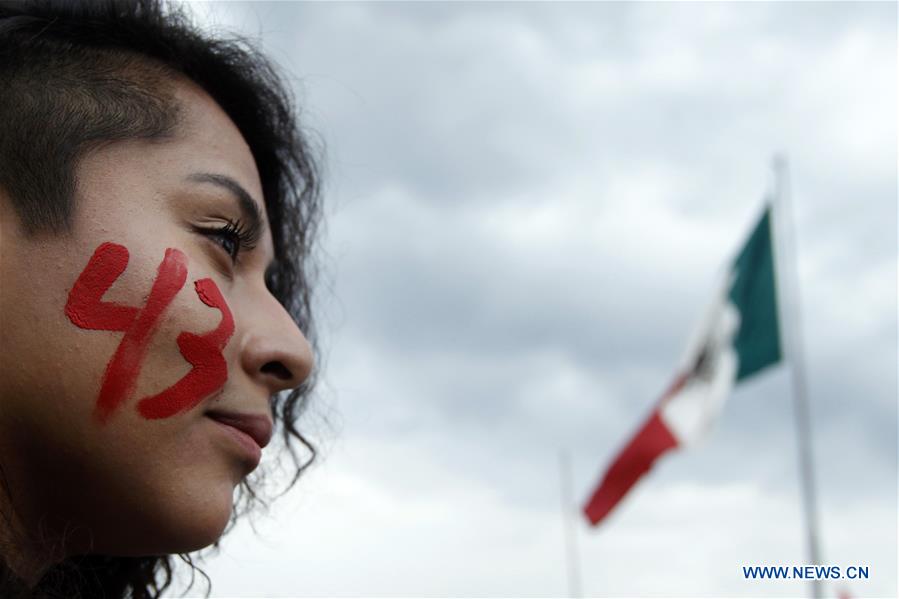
{"left": 0, "top": 0, "right": 322, "bottom": 596}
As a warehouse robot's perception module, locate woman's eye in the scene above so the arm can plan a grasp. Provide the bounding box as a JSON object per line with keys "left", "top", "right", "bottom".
{"left": 209, "top": 229, "right": 240, "bottom": 262}
{"left": 193, "top": 218, "right": 258, "bottom": 266}
{"left": 194, "top": 224, "right": 242, "bottom": 264}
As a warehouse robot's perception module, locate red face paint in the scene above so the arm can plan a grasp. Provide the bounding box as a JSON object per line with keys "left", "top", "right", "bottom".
{"left": 65, "top": 242, "right": 234, "bottom": 423}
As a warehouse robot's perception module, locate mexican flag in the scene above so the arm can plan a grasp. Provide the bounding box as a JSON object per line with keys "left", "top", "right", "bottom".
{"left": 583, "top": 207, "right": 783, "bottom": 526}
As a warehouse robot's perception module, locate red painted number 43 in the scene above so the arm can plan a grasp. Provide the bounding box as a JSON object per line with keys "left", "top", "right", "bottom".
{"left": 65, "top": 242, "right": 234, "bottom": 423}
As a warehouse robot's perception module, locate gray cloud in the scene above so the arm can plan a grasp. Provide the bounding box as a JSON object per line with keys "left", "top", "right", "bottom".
{"left": 183, "top": 2, "right": 896, "bottom": 596}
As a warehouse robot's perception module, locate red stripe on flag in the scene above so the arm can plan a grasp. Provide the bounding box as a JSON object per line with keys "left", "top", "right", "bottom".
{"left": 582, "top": 409, "right": 679, "bottom": 526}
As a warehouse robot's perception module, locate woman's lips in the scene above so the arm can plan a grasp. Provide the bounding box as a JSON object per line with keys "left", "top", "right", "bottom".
{"left": 205, "top": 410, "right": 273, "bottom": 469}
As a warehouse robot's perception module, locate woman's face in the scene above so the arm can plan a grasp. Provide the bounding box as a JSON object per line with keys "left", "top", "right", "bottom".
{"left": 0, "top": 81, "right": 313, "bottom": 557}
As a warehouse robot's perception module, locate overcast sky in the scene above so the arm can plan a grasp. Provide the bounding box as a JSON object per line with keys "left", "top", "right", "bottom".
{"left": 178, "top": 2, "right": 896, "bottom": 597}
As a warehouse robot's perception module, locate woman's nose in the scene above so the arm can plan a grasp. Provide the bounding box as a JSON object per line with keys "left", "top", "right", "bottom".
{"left": 239, "top": 299, "right": 314, "bottom": 394}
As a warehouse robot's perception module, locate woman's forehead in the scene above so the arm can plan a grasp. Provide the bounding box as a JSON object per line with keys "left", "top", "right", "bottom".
{"left": 169, "top": 81, "right": 265, "bottom": 210}
{"left": 69, "top": 79, "right": 276, "bottom": 267}
{"left": 167, "top": 81, "right": 275, "bottom": 258}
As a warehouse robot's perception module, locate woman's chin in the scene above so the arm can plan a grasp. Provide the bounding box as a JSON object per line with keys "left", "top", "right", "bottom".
{"left": 163, "top": 505, "right": 233, "bottom": 555}
{"left": 145, "top": 487, "right": 235, "bottom": 555}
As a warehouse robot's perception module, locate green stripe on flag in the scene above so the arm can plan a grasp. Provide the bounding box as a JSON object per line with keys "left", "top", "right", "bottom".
{"left": 728, "top": 207, "right": 782, "bottom": 381}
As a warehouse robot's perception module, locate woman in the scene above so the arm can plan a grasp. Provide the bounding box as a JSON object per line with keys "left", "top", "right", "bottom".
{"left": 0, "top": 0, "right": 322, "bottom": 596}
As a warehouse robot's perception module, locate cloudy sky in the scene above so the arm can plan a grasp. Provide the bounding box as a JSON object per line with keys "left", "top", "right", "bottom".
{"left": 178, "top": 2, "right": 895, "bottom": 597}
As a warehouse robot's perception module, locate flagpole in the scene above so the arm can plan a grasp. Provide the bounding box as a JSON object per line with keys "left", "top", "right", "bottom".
{"left": 558, "top": 450, "right": 583, "bottom": 598}
{"left": 771, "top": 155, "right": 823, "bottom": 599}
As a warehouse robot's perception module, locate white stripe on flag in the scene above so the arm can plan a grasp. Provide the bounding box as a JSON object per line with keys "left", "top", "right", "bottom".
{"left": 661, "top": 298, "right": 740, "bottom": 445}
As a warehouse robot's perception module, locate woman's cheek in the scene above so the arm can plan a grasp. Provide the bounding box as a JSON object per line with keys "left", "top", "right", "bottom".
{"left": 64, "top": 241, "right": 234, "bottom": 425}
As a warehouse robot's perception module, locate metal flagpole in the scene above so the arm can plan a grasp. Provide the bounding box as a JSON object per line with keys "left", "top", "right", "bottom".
{"left": 558, "top": 449, "right": 583, "bottom": 598}
{"left": 771, "top": 155, "right": 823, "bottom": 599}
